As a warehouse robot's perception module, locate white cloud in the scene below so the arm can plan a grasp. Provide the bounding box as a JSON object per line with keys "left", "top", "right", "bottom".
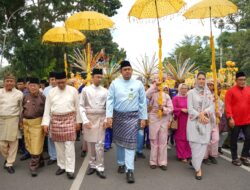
{"left": 111, "top": 0, "right": 221, "bottom": 65}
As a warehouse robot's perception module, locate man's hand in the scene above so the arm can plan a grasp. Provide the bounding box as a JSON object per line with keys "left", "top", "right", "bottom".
{"left": 43, "top": 125, "right": 49, "bottom": 135}
{"left": 107, "top": 118, "right": 113, "bottom": 128}
{"left": 75, "top": 123, "right": 81, "bottom": 131}
{"left": 228, "top": 117, "right": 235, "bottom": 128}
{"left": 83, "top": 122, "right": 92, "bottom": 129}
{"left": 140, "top": 120, "right": 146, "bottom": 129}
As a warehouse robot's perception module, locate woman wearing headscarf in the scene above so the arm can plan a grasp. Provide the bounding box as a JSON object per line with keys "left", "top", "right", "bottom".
{"left": 187, "top": 71, "right": 215, "bottom": 180}
{"left": 172, "top": 83, "right": 191, "bottom": 163}
{"left": 146, "top": 75, "right": 173, "bottom": 170}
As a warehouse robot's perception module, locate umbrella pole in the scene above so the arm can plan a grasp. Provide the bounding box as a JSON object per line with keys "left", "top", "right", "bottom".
{"left": 86, "top": 42, "right": 92, "bottom": 86}
{"left": 209, "top": 7, "right": 219, "bottom": 124}
{"left": 64, "top": 48, "right": 68, "bottom": 78}
{"left": 155, "top": 0, "right": 163, "bottom": 118}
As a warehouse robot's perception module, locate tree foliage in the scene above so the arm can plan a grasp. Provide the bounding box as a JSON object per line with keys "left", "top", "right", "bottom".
{"left": 0, "top": 0, "right": 124, "bottom": 79}
{"left": 165, "top": 36, "right": 212, "bottom": 73}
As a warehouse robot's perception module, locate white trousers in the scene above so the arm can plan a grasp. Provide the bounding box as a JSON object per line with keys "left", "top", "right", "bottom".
{"left": 54, "top": 141, "right": 75, "bottom": 173}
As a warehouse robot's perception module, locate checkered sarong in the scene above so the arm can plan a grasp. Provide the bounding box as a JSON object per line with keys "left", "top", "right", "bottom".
{"left": 51, "top": 112, "right": 76, "bottom": 142}
{"left": 113, "top": 110, "right": 139, "bottom": 149}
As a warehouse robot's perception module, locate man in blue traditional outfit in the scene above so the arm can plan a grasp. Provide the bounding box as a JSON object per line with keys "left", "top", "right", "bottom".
{"left": 106, "top": 60, "right": 147, "bottom": 184}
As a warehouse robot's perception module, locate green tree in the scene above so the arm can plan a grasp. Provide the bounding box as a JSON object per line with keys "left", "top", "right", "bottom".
{"left": 0, "top": 0, "right": 124, "bottom": 79}
{"left": 218, "top": 0, "right": 250, "bottom": 31}
{"left": 217, "top": 30, "right": 250, "bottom": 76}
{"left": 165, "top": 35, "right": 213, "bottom": 72}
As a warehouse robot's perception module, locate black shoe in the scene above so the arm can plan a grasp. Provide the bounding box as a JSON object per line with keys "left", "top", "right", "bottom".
{"left": 5, "top": 166, "right": 15, "bottom": 174}
{"left": 30, "top": 170, "right": 38, "bottom": 177}
{"left": 96, "top": 171, "right": 106, "bottom": 179}
{"left": 136, "top": 152, "right": 146, "bottom": 159}
{"left": 218, "top": 147, "right": 223, "bottom": 154}
{"left": 209, "top": 156, "right": 218, "bottom": 164}
{"left": 232, "top": 159, "right": 242, "bottom": 166}
{"left": 159, "top": 165, "right": 167, "bottom": 171}
{"left": 20, "top": 154, "right": 31, "bottom": 161}
{"left": 86, "top": 168, "right": 96, "bottom": 175}
{"left": 203, "top": 159, "right": 210, "bottom": 165}
{"left": 240, "top": 157, "right": 250, "bottom": 166}
{"left": 117, "top": 165, "right": 125, "bottom": 174}
{"left": 126, "top": 170, "right": 135, "bottom": 183}
{"left": 150, "top": 165, "right": 157, "bottom": 169}
{"left": 47, "top": 159, "right": 57, "bottom": 165}
{"left": 195, "top": 173, "right": 202, "bottom": 180}
{"left": 55, "top": 168, "right": 65, "bottom": 175}
{"left": 81, "top": 151, "right": 87, "bottom": 158}
{"left": 67, "top": 172, "right": 75, "bottom": 179}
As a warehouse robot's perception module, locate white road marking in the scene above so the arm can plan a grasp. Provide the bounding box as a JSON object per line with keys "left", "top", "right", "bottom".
{"left": 70, "top": 155, "right": 89, "bottom": 190}
{"left": 219, "top": 149, "right": 250, "bottom": 172}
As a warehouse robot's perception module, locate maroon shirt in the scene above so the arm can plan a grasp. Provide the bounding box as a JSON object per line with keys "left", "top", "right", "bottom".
{"left": 22, "top": 93, "right": 45, "bottom": 119}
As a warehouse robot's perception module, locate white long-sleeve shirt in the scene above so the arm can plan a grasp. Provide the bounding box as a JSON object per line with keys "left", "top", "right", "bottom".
{"left": 79, "top": 84, "right": 108, "bottom": 124}
{"left": 42, "top": 85, "right": 81, "bottom": 126}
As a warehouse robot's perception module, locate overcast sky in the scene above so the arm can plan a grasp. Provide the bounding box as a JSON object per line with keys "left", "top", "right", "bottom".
{"left": 1, "top": 0, "right": 222, "bottom": 67}
{"left": 111, "top": 0, "right": 221, "bottom": 65}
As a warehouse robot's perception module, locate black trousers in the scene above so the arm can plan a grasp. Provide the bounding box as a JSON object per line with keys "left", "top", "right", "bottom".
{"left": 230, "top": 124, "right": 250, "bottom": 160}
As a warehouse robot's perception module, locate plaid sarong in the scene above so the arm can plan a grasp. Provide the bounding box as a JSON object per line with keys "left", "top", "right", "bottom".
{"left": 51, "top": 112, "right": 76, "bottom": 142}
{"left": 113, "top": 110, "right": 139, "bottom": 149}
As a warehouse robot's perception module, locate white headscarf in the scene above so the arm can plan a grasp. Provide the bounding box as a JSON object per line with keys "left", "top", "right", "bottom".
{"left": 177, "top": 83, "right": 188, "bottom": 97}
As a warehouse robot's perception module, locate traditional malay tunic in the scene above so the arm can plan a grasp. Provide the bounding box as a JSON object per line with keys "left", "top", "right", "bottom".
{"left": 172, "top": 94, "right": 191, "bottom": 160}
{"left": 187, "top": 86, "right": 215, "bottom": 171}
{"left": 106, "top": 77, "right": 147, "bottom": 172}
{"left": 146, "top": 84, "right": 173, "bottom": 166}
{"left": 0, "top": 87, "right": 23, "bottom": 167}
{"left": 42, "top": 84, "right": 81, "bottom": 173}
{"left": 22, "top": 87, "right": 45, "bottom": 172}
{"left": 79, "top": 84, "right": 108, "bottom": 172}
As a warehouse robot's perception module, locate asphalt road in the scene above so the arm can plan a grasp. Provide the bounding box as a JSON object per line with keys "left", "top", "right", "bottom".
{"left": 0, "top": 140, "right": 250, "bottom": 190}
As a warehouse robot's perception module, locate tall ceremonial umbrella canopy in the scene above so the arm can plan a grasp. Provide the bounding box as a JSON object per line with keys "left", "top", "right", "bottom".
{"left": 65, "top": 11, "right": 115, "bottom": 85}
{"left": 128, "top": 0, "right": 186, "bottom": 117}
{"left": 183, "top": 0, "right": 238, "bottom": 123}
{"left": 42, "top": 26, "right": 86, "bottom": 77}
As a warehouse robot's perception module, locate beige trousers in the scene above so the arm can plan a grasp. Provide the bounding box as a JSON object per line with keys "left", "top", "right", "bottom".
{"left": 0, "top": 140, "right": 18, "bottom": 167}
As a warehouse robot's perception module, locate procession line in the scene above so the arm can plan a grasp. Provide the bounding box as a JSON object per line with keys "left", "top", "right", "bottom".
{"left": 69, "top": 155, "right": 89, "bottom": 190}
{"left": 219, "top": 149, "right": 250, "bottom": 172}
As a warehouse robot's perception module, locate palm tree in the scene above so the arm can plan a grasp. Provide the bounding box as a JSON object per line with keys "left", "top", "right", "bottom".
{"left": 68, "top": 48, "right": 87, "bottom": 72}
{"left": 69, "top": 48, "right": 108, "bottom": 72}
{"left": 102, "top": 59, "right": 121, "bottom": 88}
{"left": 133, "top": 53, "right": 158, "bottom": 86}
{"left": 164, "top": 54, "right": 198, "bottom": 84}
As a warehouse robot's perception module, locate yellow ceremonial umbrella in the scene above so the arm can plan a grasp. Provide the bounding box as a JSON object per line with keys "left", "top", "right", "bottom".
{"left": 128, "top": 0, "right": 186, "bottom": 117}
{"left": 65, "top": 11, "right": 115, "bottom": 85}
{"left": 42, "top": 26, "right": 86, "bottom": 76}
{"left": 183, "top": 0, "right": 238, "bottom": 123}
